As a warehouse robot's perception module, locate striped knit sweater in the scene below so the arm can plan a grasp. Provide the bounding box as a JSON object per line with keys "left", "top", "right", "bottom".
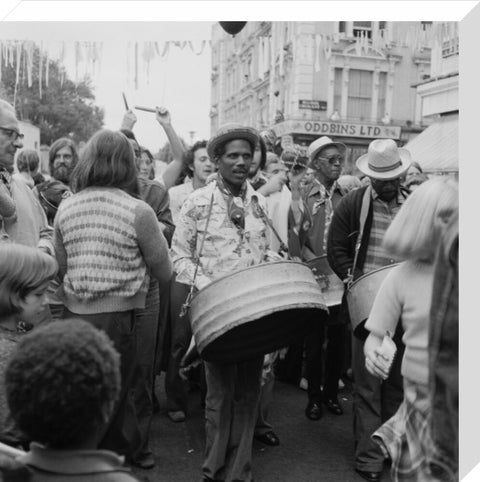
{"left": 54, "top": 187, "right": 172, "bottom": 315}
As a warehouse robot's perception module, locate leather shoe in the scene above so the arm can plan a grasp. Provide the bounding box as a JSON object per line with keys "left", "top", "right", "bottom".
{"left": 305, "top": 401, "right": 322, "bottom": 420}
{"left": 131, "top": 452, "right": 155, "bottom": 469}
{"left": 323, "top": 396, "right": 343, "bottom": 415}
{"left": 254, "top": 430, "right": 280, "bottom": 446}
{"left": 355, "top": 468, "right": 381, "bottom": 482}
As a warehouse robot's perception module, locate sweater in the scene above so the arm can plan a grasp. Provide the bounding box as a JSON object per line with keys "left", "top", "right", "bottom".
{"left": 365, "top": 260, "right": 434, "bottom": 386}
{"left": 54, "top": 187, "right": 172, "bottom": 315}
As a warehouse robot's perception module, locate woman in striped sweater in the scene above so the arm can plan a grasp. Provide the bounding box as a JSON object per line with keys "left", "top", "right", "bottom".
{"left": 53, "top": 129, "right": 173, "bottom": 462}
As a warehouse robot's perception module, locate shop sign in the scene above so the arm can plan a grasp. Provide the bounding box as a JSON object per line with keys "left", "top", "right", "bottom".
{"left": 274, "top": 120, "right": 401, "bottom": 140}
{"left": 299, "top": 100, "right": 327, "bottom": 111}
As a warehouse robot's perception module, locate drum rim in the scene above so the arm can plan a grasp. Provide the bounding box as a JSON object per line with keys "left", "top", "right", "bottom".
{"left": 346, "top": 262, "right": 400, "bottom": 293}
{"left": 190, "top": 260, "right": 310, "bottom": 301}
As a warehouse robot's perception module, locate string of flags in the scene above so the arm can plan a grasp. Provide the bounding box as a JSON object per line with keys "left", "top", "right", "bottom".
{"left": 0, "top": 22, "right": 458, "bottom": 95}
{"left": 0, "top": 39, "right": 212, "bottom": 95}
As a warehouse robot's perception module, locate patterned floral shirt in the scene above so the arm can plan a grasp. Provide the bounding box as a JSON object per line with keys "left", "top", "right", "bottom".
{"left": 171, "top": 181, "right": 278, "bottom": 290}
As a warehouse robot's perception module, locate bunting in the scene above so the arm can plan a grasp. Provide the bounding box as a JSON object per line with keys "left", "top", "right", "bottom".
{"left": 38, "top": 42, "right": 43, "bottom": 99}
{"left": 0, "top": 24, "right": 457, "bottom": 95}
{"left": 314, "top": 34, "right": 321, "bottom": 72}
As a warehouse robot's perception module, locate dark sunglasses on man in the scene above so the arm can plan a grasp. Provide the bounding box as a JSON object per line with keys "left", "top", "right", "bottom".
{"left": 315, "top": 154, "right": 344, "bottom": 165}
{"left": 0, "top": 127, "right": 24, "bottom": 141}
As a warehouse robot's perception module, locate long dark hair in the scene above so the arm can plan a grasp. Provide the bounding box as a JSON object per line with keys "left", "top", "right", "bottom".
{"left": 71, "top": 129, "right": 139, "bottom": 197}
{"left": 49, "top": 138, "right": 79, "bottom": 173}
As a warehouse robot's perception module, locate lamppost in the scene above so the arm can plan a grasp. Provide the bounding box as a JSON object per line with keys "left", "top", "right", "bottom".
{"left": 189, "top": 131, "right": 196, "bottom": 144}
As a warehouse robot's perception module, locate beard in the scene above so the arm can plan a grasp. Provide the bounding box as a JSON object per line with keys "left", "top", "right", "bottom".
{"left": 52, "top": 164, "right": 72, "bottom": 184}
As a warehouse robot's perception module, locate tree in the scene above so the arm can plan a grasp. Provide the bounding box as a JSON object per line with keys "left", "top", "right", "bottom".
{"left": 0, "top": 43, "right": 104, "bottom": 145}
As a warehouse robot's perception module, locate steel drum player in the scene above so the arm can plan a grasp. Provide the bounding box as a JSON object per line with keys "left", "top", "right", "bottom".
{"left": 327, "top": 139, "right": 411, "bottom": 482}
{"left": 288, "top": 136, "right": 349, "bottom": 422}
{"left": 171, "top": 123, "right": 281, "bottom": 482}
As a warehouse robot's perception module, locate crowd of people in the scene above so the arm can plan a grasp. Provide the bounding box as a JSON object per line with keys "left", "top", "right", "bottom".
{"left": 0, "top": 96, "right": 459, "bottom": 482}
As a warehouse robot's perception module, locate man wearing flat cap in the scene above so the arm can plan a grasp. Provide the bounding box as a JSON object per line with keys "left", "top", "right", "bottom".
{"left": 327, "top": 138, "right": 411, "bottom": 482}
{"left": 288, "top": 136, "right": 349, "bottom": 422}
{"left": 171, "top": 123, "right": 279, "bottom": 482}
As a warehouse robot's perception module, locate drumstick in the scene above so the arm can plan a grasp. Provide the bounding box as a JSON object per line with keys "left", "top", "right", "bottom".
{"left": 251, "top": 195, "right": 289, "bottom": 255}
{"left": 122, "top": 92, "right": 129, "bottom": 110}
{"left": 134, "top": 105, "right": 168, "bottom": 114}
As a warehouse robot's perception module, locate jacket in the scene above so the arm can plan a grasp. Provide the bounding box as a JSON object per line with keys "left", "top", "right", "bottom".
{"left": 327, "top": 184, "right": 409, "bottom": 282}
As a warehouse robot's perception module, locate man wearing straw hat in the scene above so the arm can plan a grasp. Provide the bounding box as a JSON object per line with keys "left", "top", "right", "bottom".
{"left": 171, "top": 123, "right": 279, "bottom": 482}
{"left": 289, "top": 136, "right": 349, "bottom": 422}
{"left": 327, "top": 138, "right": 411, "bottom": 482}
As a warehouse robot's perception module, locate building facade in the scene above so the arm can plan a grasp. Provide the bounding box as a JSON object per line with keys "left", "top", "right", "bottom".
{"left": 405, "top": 22, "right": 458, "bottom": 176}
{"left": 210, "top": 21, "right": 437, "bottom": 173}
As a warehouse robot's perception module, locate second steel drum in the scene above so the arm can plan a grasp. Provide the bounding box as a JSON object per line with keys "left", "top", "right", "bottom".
{"left": 346, "top": 263, "right": 399, "bottom": 332}
{"left": 189, "top": 260, "right": 327, "bottom": 363}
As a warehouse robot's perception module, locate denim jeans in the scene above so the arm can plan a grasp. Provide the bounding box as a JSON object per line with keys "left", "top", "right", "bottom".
{"left": 132, "top": 279, "right": 160, "bottom": 458}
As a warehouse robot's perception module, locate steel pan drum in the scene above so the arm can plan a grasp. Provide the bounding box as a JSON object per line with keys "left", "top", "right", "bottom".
{"left": 306, "top": 256, "right": 345, "bottom": 307}
{"left": 346, "top": 263, "right": 399, "bottom": 331}
{"left": 189, "top": 261, "right": 327, "bottom": 363}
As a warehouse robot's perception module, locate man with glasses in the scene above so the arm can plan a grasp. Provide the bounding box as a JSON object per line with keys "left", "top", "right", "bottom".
{"left": 0, "top": 99, "right": 53, "bottom": 254}
{"left": 327, "top": 138, "right": 411, "bottom": 482}
{"left": 289, "top": 136, "right": 349, "bottom": 422}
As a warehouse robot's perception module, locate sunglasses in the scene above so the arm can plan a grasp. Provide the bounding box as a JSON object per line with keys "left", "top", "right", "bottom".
{"left": 315, "top": 154, "right": 344, "bottom": 165}
{"left": 0, "top": 127, "right": 24, "bottom": 141}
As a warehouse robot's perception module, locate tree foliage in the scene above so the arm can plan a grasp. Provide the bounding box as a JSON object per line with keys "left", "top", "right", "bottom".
{"left": 0, "top": 44, "right": 104, "bottom": 145}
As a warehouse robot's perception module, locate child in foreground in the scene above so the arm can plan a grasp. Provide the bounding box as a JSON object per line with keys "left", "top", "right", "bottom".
{"left": 1, "top": 319, "right": 141, "bottom": 481}
{"left": 0, "top": 244, "right": 57, "bottom": 446}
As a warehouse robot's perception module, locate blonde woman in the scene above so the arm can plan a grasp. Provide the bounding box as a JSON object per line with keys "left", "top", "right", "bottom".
{"left": 364, "top": 177, "right": 458, "bottom": 482}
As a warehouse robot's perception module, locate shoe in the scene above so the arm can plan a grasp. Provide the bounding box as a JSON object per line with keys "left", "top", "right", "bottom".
{"left": 168, "top": 410, "right": 186, "bottom": 422}
{"left": 254, "top": 430, "right": 280, "bottom": 446}
{"left": 323, "top": 396, "right": 343, "bottom": 415}
{"left": 131, "top": 452, "right": 156, "bottom": 469}
{"left": 305, "top": 401, "right": 322, "bottom": 420}
{"left": 355, "top": 468, "right": 381, "bottom": 482}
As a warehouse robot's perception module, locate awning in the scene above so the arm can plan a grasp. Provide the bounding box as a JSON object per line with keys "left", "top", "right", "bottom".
{"left": 404, "top": 114, "right": 458, "bottom": 173}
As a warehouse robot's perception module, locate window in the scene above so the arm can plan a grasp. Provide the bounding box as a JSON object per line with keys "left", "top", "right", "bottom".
{"left": 353, "top": 21, "right": 372, "bottom": 39}
{"left": 376, "top": 72, "right": 388, "bottom": 120}
{"left": 347, "top": 69, "right": 373, "bottom": 121}
{"left": 442, "top": 37, "right": 459, "bottom": 58}
{"left": 333, "top": 68, "right": 343, "bottom": 113}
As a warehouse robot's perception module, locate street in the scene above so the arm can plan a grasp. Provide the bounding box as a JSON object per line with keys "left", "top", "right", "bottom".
{"left": 133, "top": 376, "right": 392, "bottom": 482}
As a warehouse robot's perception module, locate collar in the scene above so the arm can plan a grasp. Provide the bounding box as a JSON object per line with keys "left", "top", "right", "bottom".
{"left": 307, "top": 179, "right": 339, "bottom": 198}
{"left": 20, "top": 442, "right": 127, "bottom": 475}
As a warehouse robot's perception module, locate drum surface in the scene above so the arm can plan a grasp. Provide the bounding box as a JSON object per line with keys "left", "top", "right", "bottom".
{"left": 190, "top": 261, "right": 327, "bottom": 363}
{"left": 306, "top": 256, "right": 344, "bottom": 307}
{"left": 346, "top": 263, "right": 399, "bottom": 331}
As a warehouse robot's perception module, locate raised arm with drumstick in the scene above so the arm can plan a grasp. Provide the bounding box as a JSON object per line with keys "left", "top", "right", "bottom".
{"left": 130, "top": 105, "right": 187, "bottom": 189}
